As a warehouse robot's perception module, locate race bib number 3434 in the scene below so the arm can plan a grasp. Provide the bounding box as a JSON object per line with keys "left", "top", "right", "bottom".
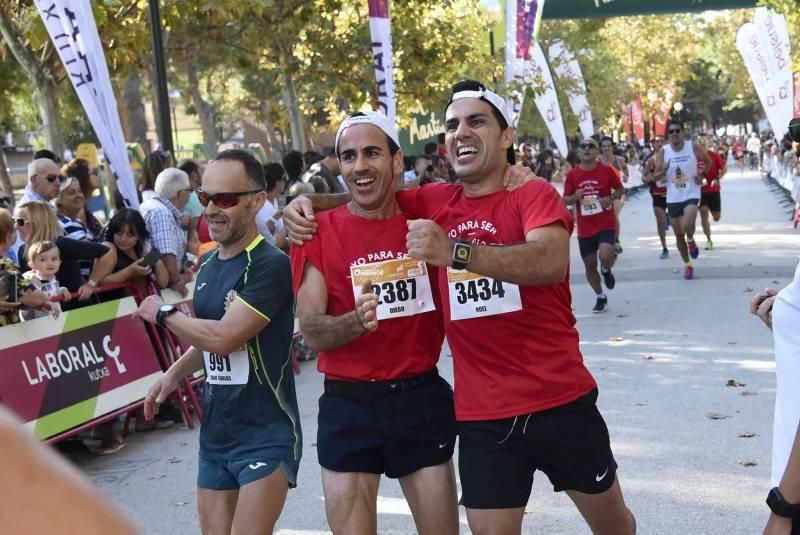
{"left": 447, "top": 268, "right": 522, "bottom": 320}
{"left": 350, "top": 258, "right": 436, "bottom": 320}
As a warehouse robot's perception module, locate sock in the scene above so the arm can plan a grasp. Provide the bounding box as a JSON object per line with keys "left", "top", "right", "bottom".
{"left": 601, "top": 266, "right": 609, "bottom": 274}
{"left": 597, "top": 292, "right": 606, "bottom": 299}
{"left": 685, "top": 261, "right": 692, "bottom": 267}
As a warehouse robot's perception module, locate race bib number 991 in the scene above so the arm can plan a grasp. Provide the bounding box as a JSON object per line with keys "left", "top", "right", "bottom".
{"left": 350, "top": 258, "right": 435, "bottom": 320}
{"left": 204, "top": 350, "right": 249, "bottom": 385}
{"left": 447, "top": 268, "right": 522, "bottom": 320}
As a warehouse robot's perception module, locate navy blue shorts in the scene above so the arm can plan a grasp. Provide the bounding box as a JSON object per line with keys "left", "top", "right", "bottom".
{"left": 318, "top": 369, "right": 456, "bottom": 479}
{"left": 578, "top": 229, "right": 615, "bottom": 258}
{"left": 197, "top": 456, "right": 299, "bottom": 490}
{"left": 667, "top": 198, "right": 700, "bottom": 218}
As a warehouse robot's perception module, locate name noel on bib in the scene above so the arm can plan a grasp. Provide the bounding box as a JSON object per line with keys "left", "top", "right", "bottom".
{"left": 447, "top": 268, "right": 522, "bottom": 320}
{"left": 350, "top": 258, "right": 435, "bottom": 320}
{"left": 581, "top": 195, "right": 603, "bottom": 216}
{"left": 204, "top": 350, "right": 249, "bottom": 385}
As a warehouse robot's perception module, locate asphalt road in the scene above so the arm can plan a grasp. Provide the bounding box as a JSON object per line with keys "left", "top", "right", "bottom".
{"left": 65, "top": 169, "right": 798, "bottom": 534}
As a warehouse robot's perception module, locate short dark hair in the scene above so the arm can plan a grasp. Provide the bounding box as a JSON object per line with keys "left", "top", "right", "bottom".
{"left": 424, "top": 142, "right": 437, "bottom": 156}
{"left": 34, "top": 149, "right": 60, "bottom": 163}
{"left": 324, "top": 147, "right": 337, "bottom": 158}
{"left": 214, "top": 149, "right": 266, "bottom": 190}
{"left": 668, "top": 120, "right": 684, "bottom": 131}
{"left": 600, "top": 136, "right": 614, "bottom": 146}
{"left": 303, "top": 151, "right": 323, "bottom": 166}
{"left": 263, "top": 162, "right": 286, "bottom": 193}
{"left": 178, "top": 159, "right": 199, "bottom": 177}
{"left": 336, "top": 112, "right": 400, "bottom": 158}
{"left": 447, "top": 79, "right": 514, "bottom": 164}
{"left": 282, "top": 150, "right": 304, "bottom": 181}
{"left": 104, "top": 208, "right": 150, "bottom": 258}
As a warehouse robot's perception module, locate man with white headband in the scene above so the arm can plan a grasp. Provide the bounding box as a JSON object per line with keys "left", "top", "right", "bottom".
{"left": 289, "top": 111, "right": 459, "bottom": 535}
{"left": 284, "top": 80, "right": 634, "bottom": 534}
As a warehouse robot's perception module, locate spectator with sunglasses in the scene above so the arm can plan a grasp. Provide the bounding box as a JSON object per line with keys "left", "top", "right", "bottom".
{"left": 140, "top": 168, "right": 193, "bottom": 296}
{"left": 20, "top": 158, "right": 67, "bottom": 205}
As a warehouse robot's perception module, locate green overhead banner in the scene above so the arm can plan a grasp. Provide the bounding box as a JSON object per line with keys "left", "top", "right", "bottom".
{"left": 542, "top": 0, "right": 757, "bottom": 19}
{"left": 398, "top": 109, "right": 444, "bottom": 156}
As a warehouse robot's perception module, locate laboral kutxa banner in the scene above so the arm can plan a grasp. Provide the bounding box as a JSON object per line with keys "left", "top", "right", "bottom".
{"left": 0, "top": 297, "right": 163, "bottom": 440}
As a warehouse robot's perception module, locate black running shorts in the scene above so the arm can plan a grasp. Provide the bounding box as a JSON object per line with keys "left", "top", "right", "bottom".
{"left": 700, "top": 192, "right": 721, "bottom": 213}
{"left": 667, "top": 198, "right": 700, "bottom": 218}
{"left": 458, "top": 389, "right": 618, "bottom": 509}
{"left": 317, "top": 369, "right": 456, "bottom": 479}
{"left": 652, "top": 194, "right": 667, "bottom": 210}
{"left": 578, "top": 229, "right": 615, "bottom": 258}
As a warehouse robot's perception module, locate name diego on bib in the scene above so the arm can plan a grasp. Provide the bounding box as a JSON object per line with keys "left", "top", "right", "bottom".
{"left": 204, "top": 350, "right": 249, "bottom": 385}
{"left": 447, "top": 268, "right": 522, "bottom": 320}
{"left": 350, "top": 258, "right": 435, "bottom": 320}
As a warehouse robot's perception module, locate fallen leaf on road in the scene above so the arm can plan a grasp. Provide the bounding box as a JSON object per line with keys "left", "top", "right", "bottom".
{"left": 633, "top": 333, "right": 643, "bottom": 337}
{"left": 180, "top": 442, "right": 187, "bottom": 447}
{"left": 707, "top": 412, "right": 730, "bottom": 420}
{"left": 168, "top": 457, "right": 182, "bottom": 464}
{"left": 727, "top": 342, "right": 737, "bottom": 345}
{"left": 616, "top": 314, "right": 628, "bottom": 318}
{"left": 738, "top": 432, "right": 757, "bottom": 438}
{"left": 643, "top": 355, "right": 654, "bottom": 360}
{"left": 739, "top": 460, "right": 758, "bottom": 467}
{"left": 148, "top": 474, "right": 167, "bottom": 480}
{"left": 772, "top": 280, "right": 779, "bottom": 284}
{"left": 743, "top": 287, "right": 753, "bottom": 293}
{"left": 609, "top": 336, "right": 624, "bottom": 342}
{"left": 741, "top": 391, "right": 757, "bottom": 396}
{"left": 175, "top": 502, "right": 189, "bottom": 506}
{"left": 636, "top": 402, "right": 647, "bottom": 406}
{"left": 726, "top": 379, "right": 745, "bottom": 387}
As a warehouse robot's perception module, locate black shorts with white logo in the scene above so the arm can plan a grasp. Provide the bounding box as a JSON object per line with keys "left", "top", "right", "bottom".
{"left": 318, "top": 369, "right": 456, "bottom": 479}
{"left": 458, "top": 389, "right": 618, "bottom": 509}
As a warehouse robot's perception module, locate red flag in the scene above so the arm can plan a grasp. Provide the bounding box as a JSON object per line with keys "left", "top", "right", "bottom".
{"left": 631, "top": 97, "right": 645, "bottom": 142}
{"left": 794, "top": 72, "right": 800, "bottom": 118}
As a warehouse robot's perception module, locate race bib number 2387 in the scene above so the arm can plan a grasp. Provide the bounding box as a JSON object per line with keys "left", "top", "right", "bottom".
{"left": 350, "top": 258, "right": 436, "bottom": 320}
{"left": 447, "top": 268, "right": 522, "bottom": 320}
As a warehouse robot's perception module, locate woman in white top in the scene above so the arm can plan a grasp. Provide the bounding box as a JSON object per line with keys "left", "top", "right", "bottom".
{"left": 255, "top": 162, "right": 287, "bottom": 245}
{"left": 751, "top": 260, "right": 800, "bottom": 533}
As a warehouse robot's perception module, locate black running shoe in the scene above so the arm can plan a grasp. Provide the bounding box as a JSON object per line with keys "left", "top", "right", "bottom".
{"left": 592, "top": 296, "right": 608, "bottom": 313}
{"left": 602, "top": 269, "right": 616, "bottom": 290}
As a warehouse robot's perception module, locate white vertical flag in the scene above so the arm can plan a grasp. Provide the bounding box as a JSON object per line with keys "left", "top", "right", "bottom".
{"left": 34, "top": 0, "right": 138, "bottom": 208}
{"left": 368, "top": 0, "right": 396, "bottom": 125}
{"left": 531, "top": 41, "right": 568, "bottom": 156}
{"left": 548, "top": 39, "right": 594, "bottom": 138}
{"left": 751, "top": 8, "right": 793, "bottom": 139}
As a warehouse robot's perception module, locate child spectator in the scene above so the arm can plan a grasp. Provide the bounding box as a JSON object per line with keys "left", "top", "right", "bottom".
{"left": 21, "top": 241, "right": 71, "bottom": 320}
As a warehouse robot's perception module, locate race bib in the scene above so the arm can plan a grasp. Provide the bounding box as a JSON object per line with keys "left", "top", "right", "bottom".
{"left": 581, "top": 195, "right": 603, "bottom": 216}
{"left": 204, "top": 350, "right": 249, "bottom": 385}
{"left": 350, "top": 258, "right": 435, "bottom": 320}
{"left": 674, "top": 174, "right": 688, "bottom": 190}
{"left": 447, "top": 268, "right": 522, "bottom": 320}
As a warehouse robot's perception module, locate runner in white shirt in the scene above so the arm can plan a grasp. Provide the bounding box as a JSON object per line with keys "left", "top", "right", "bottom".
{"left": 653, "top": 121, "right": 712, "bottom": 280}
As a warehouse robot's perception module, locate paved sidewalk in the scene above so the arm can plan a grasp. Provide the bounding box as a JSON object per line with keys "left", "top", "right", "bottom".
{"left": 66, "top": 171, "right": 797, "bottom": 534}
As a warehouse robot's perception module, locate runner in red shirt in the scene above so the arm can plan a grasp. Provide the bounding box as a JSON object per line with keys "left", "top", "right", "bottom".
{"left": 283, "top": 80, "right": 635, "bottom": 535}
{"left": 563, "top": 138, "right": 625, "bottom": 313}
{"left": 290, "top": 112, "right": 458, "bottom": 535}
{"left": 698, "top": 137, "right": 726, "bottom": 250}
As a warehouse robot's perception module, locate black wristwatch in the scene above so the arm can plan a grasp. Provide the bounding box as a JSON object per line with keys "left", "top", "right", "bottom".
{"left": 767, "top": 487, "right": 800, "bottom": 518}
{"left": 156, "top": 304, "right": 178, "bottom": 327}
{"left": 452, "top": 239, "right": 473, "bottom": 270}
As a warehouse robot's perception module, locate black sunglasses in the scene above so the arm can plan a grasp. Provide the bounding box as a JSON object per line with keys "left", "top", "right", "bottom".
{"left": 668, "top": 129, "right": 682, "bottom": 134}
{"left": 196, "top": 188, "right": 263, "bottom": 209}
{"left": 42, "top": 174, "right": 67, "bottom": 183}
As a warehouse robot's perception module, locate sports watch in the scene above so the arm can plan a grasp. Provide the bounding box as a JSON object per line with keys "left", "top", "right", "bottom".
{"left": 766, "top": 487, "right": 800, "bottom": 518}
{"left": 156, "top": 304, "right": 178, "bottom": 327}
{"left": 451, "top": 239, "right": 473, "bottom": 270}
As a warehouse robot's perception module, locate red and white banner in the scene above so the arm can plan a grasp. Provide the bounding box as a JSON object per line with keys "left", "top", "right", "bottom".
{"left": 737, "top": 9, "right": 793, "bottom": 138}
{"left": 33, "top": 0, "right": 138, "bottom": 208}
{"left": 548, "top": 39, "right": 594, "bottom": 138}
{"left": 368, "top": 0, "right": 396, "bottom": 124}
{"left": 530, "top": 41, "right": 567, "bottom": 156}
{"left": 504, "top": 0, "right": 544, "bottom": 127}
{"left": 631, "top": 97, "right": 645, "bottom": 144}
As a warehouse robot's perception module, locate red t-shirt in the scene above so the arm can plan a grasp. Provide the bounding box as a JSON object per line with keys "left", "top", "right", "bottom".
{"left": 563, "top": 163, "right": 624, "bottom": 238}
{"left": 290, "top": 205, "right": 444, "bottom": 382}
{"left": 699, "top": 150, "right": 724, "bottom": 193}
{"left": 398, "top": 181, "right": 597, "bottom": 421}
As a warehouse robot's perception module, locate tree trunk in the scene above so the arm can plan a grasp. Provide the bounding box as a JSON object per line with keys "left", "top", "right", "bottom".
{"left": 0, "top": 13, "right": 64, "bottom": 156}
{"left": 123, "top": 73, "right": 150, "bottom": 152}
{"left": 279, "top": 52, "right": 306, "bottom": 152}
{"left": 185, "top": 59, "right": 218, "bottom": 158}
{"left": 0, "top": 149, "right": 14, "bottom": 204}
{"left": 260, "top": 101, "right": 284, "bottom": 159}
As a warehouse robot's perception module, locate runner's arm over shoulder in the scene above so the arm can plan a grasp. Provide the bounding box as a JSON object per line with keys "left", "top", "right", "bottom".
{"left": 295, "top": 262, "right": 371, "bottom": 352}
{"left": 284, "top": 193, "right": 350, "bottom": 245}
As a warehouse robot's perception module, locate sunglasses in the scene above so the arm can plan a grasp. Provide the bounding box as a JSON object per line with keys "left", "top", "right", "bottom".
{"left": 579, "top": 143, "right": 598, "bottom": 150}
{"left": 668, "top": 129, "right": 682, "bottom": 134}
{"left": 42, "top": 174, "right": 67, "bottom": 183}
{"left": 14, "top": 218, "right": 28, "bottom": 227}
{"left": 196, "top": 189, "right": 262, "bottom": 209}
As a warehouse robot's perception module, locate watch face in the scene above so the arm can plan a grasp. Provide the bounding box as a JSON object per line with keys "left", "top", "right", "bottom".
{"left": 454, "top": 243, "right": 471, "bottom": 262}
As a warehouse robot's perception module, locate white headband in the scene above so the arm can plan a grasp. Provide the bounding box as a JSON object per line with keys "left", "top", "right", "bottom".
{"left": 335, "top": 112, "right": 400, "bottom": 155}
{"left": 448, "top": 88, "right": 511, "bottom": 127}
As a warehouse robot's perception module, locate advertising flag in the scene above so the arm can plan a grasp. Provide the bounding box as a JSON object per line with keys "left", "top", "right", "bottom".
{"left": 531, "top": 41, "right": 568, "bottom": 156}
{"left": 504, "top": 0, "right": 544, "bottom": 127}
{"left": 631, "top": 97, "right": 645, "bottom": 144}
{"left": 794, "top": 73, "right": 800, "bottom": 119}
{"left": 34, "top": 0, "right": 138, "bottom": 208}
{"left": 548, "top": 39, "right": 594, "bottom": 138}
{"left": 368, "top": 0, "right": 396, "bottom": 124}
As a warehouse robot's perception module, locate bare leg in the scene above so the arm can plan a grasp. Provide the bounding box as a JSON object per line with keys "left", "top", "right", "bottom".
{"left": 197, "top": 488, "right": 238, "bottom": 535}
{"left": 582, "top": 252, "right": 602, "bottom": 294}
{"left": 671, "top": 217, "right": 689, "bottom": 263}
{"left": 466, "top": 507, "right": 525, "bottom": 535}
{"left": 700, "top": 206, "right": 712, "bottom": 242}
{"left": 321, "top": 468, "right": 381, "bottom": 535}
{"left": 566, "top": 478, "right": 636, "bottom": 535}
{"left": 399, "top": 461, "right": 459, "bottom": 535}
{"left": 231, "top": 469, "right": 290, "bottom": 535}
{"left": 712, "top": 210, "right": 721, "bottom": 223}
{"left": 598, "top": 243, "right": 616, "bottom": 271}
{"left": 682, "top": 204, "right": 699, "bottom": 242}
{"left": 653, "top": 207, "right": 667, "bottom": 249}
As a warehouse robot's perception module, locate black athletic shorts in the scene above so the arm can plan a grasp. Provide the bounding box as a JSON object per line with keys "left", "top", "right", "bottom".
{"left": 700, "top": 191, "right": 721, "bottom": 213}
{"left": 458, "top": 389, "right": 617, "bottom": 509}
{"left": 667, "top": 198, "right": 700, "bottom": 218}
{"left": 578, "top": 229, "right": 615, "bottom": 258}
{"left": 318, "top": 369, "right": 456, "bottom": 479}
{"left": 651, "top": 194, "right": 667, "bottom": 209}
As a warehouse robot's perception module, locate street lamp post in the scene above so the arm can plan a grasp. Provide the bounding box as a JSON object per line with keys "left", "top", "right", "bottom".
{"left": 148, "top": 0, "right": 174, "bottom": 155}
{"left": 481, "top": 0, "right": 502, "bottom": 86}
